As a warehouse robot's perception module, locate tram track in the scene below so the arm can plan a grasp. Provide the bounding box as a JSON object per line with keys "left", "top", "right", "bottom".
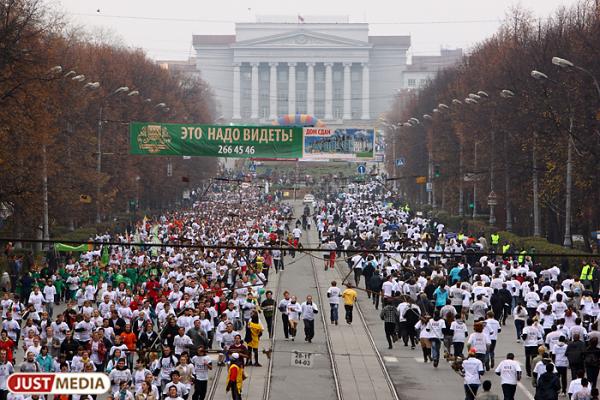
{"left": 307, "top": 235, "right": 344, "bottom": 400}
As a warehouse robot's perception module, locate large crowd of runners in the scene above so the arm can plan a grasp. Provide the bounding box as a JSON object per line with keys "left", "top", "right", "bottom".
{"left": 0, "top": 179, "right": 599, "bottom": 400}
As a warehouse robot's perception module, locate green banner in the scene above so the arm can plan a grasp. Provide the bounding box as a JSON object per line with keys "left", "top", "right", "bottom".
{"left": 129, "top": 122, "right": 303, "bottom": 159}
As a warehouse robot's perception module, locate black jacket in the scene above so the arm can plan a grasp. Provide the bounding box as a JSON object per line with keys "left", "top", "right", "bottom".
{"left": 534, "top": 372, "right": 560, "bottom": 400}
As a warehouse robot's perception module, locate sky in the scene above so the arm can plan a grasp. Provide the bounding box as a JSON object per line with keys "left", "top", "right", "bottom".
{"left": 51, "top": 0, "right": 580, "bottom": 61}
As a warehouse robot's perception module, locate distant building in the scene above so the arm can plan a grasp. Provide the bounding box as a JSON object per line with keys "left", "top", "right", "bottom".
{"left": 403, "top": 49, "right": 463, "bottom": 90}
{"left": 158, "top": 17, "right": 462, "bottom": 125}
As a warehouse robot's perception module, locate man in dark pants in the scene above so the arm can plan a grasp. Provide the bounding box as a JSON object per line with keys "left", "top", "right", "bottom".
{"left": 260, "top": 291, "right": 276, "bottom": 338}
{"left": 380, "top": 301, "right": 399, "bottom": 349}
{"left": 369, "top": 272, "right": 383, "bottom": 310}
{"left": 278, "top": 291, "right": 291, "bottom": 339}
{"left": 301, "top": 295, "right": 318, "bottom": 343}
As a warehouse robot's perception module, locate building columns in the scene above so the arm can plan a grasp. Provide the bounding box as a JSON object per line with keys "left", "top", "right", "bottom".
{"left": 343, "top": 62, "right": 352, "bottom": 120}
{"left": 361, "top": 62, "right": 370, "bottom": 120}
{"left": 324, "top": 62, "right": 333, "bottom": 119}
{"left": 268, "top": 62, "right": 278, "bottom": 119}
{"left": 232, "top": 62, "right": 241, "bottom": 119}
{"left": 250, "top": 62, "right": 259, "bottom": 119}
{"left": 288, "top": 62, "right": 296, "bottom": 115}
{"left": 306, "top": 62, "right": 315, "bottom": 116}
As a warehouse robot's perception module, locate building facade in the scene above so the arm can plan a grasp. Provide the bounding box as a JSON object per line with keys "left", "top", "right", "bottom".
{"left": 191, "top": 16, "right": 410, "bottom": 126}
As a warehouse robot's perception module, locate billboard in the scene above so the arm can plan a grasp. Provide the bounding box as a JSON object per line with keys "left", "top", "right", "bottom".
{"left": 302, "top": 127, "right": 375, "bottom": 161}
{"left": 130, "top": 123, "right": 303, "bottom": 159}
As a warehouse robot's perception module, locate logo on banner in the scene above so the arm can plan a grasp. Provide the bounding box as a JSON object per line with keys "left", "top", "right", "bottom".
{"left": 137, "top": 124, "right": 172, "bottom": 153}
{"left": 8, "top": 373, "right": 111, "bottom": 395}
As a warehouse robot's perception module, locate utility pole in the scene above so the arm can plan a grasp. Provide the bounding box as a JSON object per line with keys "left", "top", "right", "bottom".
{"left": 532, "top": 132, "right": 541, "bottom": 237}
{"left": 458, "top": 135, "right": 464, "bottom": 217}
{"left": 504, "top": 134, "right": 512, "bottom": 231}
{"left": 563, "top": 116, "right": 574, "bottom": 247}
{"left": 472, "top": 141, "right": 478, "bottom": 218}
{"left": 489, "top": 129, "right": 496, "bottom": 225}
{"left": 96, "top": 105, "right": 103, "bottom": 224}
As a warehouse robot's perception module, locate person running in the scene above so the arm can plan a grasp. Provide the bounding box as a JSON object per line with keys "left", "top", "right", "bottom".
{"left": 191, "top": 346, "right": 212, "bottom": 400}
{"left": 286, "top": 296, "right": 302, "bottom": 341}
{"left": 494, "top": 353, "right": 522, "bottom": 400}
{"left": 260, "top": 291, "right": 276, "bottom": 338}
{"left": 245, "top": 312, "right": 263, "bottom": 366}
{"left": 278, "top": 291, "right": 291, "bottom": 340}
{"left": 461, "top": 348, "right": 485, "bottom": 400}
{"left": 301, "top": 295, "right": 318, "bottom": 343}
{"left": 327, "top": 281, "right": 341, "bottom": 325}
{"left": 226, "top": 353, "right": 243, "bottom": 400}
{"left": 380, "top": 300, "right": 399, "bottom": 349}
{"left": 342, "top": 283, "right": 358, "bottom": 325}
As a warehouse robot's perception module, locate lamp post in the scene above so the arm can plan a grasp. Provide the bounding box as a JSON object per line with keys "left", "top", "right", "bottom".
{"left": 531, "top": 69, "right": 573, "bottom": 246}
{"left": 96, "top": 86, "right": 130, "bottom": 223}
{"left": 500, "top": 89, "right": 515, "bottom": 231}
{"left": 552, "top": 57, "right": 600, "bottom": 99}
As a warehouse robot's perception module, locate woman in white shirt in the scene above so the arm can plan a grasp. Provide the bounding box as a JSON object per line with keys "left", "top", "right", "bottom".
{"left": 415, "top": 316, "right": 433, "bottom": 363}
{"left": 286, "top": 297, "right": 302, "bottom": 341}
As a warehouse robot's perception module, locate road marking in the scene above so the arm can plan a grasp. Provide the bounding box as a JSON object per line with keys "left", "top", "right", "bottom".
{"left": 517, "top": 382, "right": 535, "bottom": 400}
{"left": 383, "top": 356, "right": 398, "bottom": 363}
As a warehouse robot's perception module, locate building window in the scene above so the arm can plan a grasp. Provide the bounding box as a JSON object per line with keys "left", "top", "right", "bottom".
{"left": 297, "top": 70, "right": 307, "bottom": 82}
{"left": 278, "top": 70, "right": 288, "bottom": 81}
{"left": 334, "top": 107, "right": 343, "bottom": 119}
{"left": 241, "top": 106, "right": 251, "bottom": 118}
{"left": 315, "top": 70, "right": 325, "bottom": 82}
{"left": 352, "top": 106, "right": 361, "bottom": 119}
{"left": 420, "top": 79, "right": 427, "bottom": 86}
{"left": 351, "top": 70, "right": 361, "bottom": 81}
{"left": 408, "top": 79, "right": 416, "bottom": 87}
{"left": 260, "top": 70, "right": 269, "bottom": 80}
{"left": 333, "top": 88, "right": 343, "bottom": 99}
{"left": 242, "top": 71, "right": 251, "bottom": 81}
{"left": 260, "top": 107, "right": 269, "bottom": 119}
{"left": 242, "top": 88, "right": 251, "bottom": 98}
{"left": 333, "top": 70, "right": 342, "bottom": 82}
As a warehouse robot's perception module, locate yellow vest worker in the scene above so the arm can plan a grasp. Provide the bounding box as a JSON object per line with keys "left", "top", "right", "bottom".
{"left": 458, "top": 233, "right": 465, "bottom": 242}
{"left": 580, "top": 264, "right": 594, "bottom": 281}
{"left": 518, "top": 250, "right": 527, "bottom": 264}
{"left": 491, "top": 234, "right": 500, "bottom": 245}
{"left": 502, "top": 244, "right": 511, "bottom": 254}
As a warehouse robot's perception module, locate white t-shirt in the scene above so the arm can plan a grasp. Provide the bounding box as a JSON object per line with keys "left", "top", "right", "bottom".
{"left": 381, "top": 281, "right": 394, "bottom": 297}
{"left": 494, "top": 359, "right": 522, "bottom": 385}
{"left": 462, "top": 357, "right": 484, "bottom": 385}
{"left": 327, "top": 287, "right": 341, "bottom": 305}
{"left": 191, "top": 355, "right": 212, "bottom": 381}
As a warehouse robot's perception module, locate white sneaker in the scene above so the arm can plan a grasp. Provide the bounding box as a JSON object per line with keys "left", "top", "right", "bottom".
{"left": 516, "top": 339, "right": 521, "bottom": 343}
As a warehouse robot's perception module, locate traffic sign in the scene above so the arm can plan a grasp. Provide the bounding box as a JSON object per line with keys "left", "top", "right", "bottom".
{"left": 395, "top": 158, "right": 405, "bottom": 167}
{"left": 415, "top": 176, "right": 427, "bottom": 184}
{"left": 426, "top": 182, "right": 432, "bottom": 192}
{"left": 487, "top": 191, "right": 498, "bottom": 206}
{"left": 248, "top": 163, "right": 256, "bottom": 172}
{"left": 357, "top": 165, "right": 366, "bottom": 175}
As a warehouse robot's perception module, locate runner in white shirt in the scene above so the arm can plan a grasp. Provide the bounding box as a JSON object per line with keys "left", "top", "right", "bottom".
{"left": 494, "top": 352, "right": 522, "bottom": 399}
{"left": 326, "top": 282, "right": 341, "bottom": 325}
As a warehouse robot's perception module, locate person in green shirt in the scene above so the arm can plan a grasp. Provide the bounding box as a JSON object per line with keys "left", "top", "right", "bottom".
{"left": 53, "top": 277, "right": 65, "bottom": 303}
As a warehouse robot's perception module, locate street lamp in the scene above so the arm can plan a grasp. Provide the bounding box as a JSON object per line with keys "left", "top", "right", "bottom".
{"left": 465, "top": 98, "right": 478, "bottom": 105}
{"left": 552, "top": 56, "right": 600, "bottom": 99}
{"left": 452, "top": 99, "right": 462, "bottom": 106}
{"left": 438, "top": 103, "right": 449, "bottom": 110}
{"left": 154, "top": 102, "right": 167, "bottom": 109}
{"left": 48, "top": 66, "right": 62, "bottom": 74}
{"left": 500, "top": 89, "right": 515, "bottom": 98}
{"left": 95, "top": 85, "right": 130, "bottom": 223}
{"left": 468, "top": 93, "right": 481, "bottom": 101}
{"left": 530, "top": 69, "right": 572, "bottom": 245}
{"left": 72, "top": 74, "right": 85, "bottom": 82}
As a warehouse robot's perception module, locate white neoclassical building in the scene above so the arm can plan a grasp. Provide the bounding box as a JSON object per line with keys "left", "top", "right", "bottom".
{"left": 191, "top": 16, "right": 411, "bottom": 126}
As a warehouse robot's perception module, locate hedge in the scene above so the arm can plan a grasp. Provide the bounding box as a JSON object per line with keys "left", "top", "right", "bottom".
{"left": 427, "top": 209, "right": 589, "bottom": 273}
